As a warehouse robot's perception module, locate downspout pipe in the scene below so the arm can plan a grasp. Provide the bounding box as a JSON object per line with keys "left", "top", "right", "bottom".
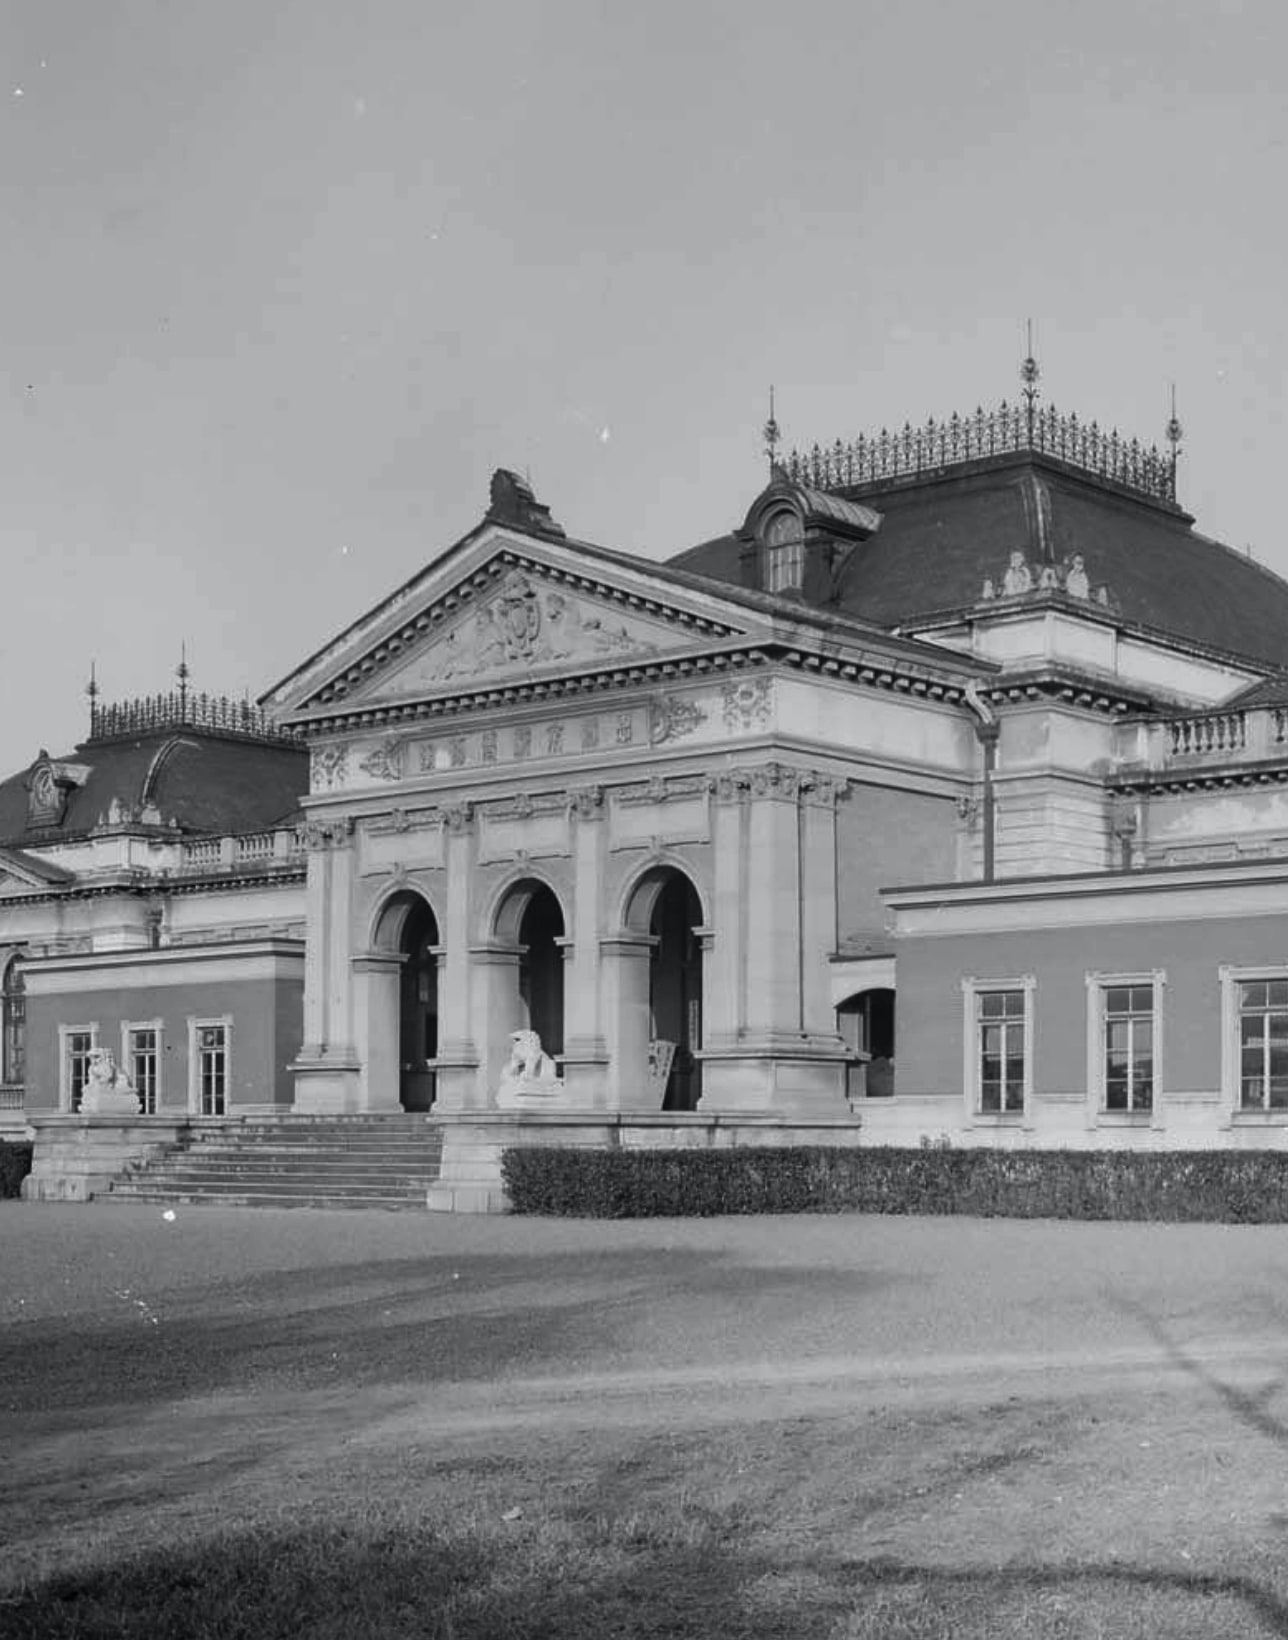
{"left": 963, "top": 683, "right": 1000, "bottom": 883}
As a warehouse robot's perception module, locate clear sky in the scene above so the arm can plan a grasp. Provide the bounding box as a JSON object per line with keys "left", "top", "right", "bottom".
{"left": 4, "top": 0, "right": 1287, "bottom": 776}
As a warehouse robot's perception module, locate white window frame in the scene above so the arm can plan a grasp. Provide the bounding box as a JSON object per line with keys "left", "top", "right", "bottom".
{"left": 58, "top": 1022, "right": 99, "bottom": 1112}
{"left": 1220, "top": 965, "right": 1288, "bottom": 1121}
{"left": 1086, "top": 971, "right": 1165, "bottom": 1122}
{"left": 121, "top": 1019, "right": 163, "bottom": 1116}
{"left": 188, "top": 1015, "right": 232, "bottom": 1116}
{"left": 962, "top": 975, "right": 1035, "bottom": 1122}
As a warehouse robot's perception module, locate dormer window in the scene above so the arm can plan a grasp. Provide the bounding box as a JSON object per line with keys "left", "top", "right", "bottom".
{"left": 764, "top": 509, "right": 805, "bottom": 593}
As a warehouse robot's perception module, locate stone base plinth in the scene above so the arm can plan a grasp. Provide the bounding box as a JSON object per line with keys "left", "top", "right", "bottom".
{"left": 290, "top": 1051, "right": 367, "bottom": 1114}
{"left": 21, "top": 1116, "right": 191, "bottom": 1202}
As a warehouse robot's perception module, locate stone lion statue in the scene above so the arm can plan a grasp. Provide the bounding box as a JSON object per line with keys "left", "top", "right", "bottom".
{"left": 80, "top": 1047, "right": 141, "bottom": 1115}
{"left": 495, "top": 1028, "right": 562, "bottom": 1108}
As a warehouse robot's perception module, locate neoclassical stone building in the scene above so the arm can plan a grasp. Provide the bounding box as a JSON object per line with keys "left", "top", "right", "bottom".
{"left": 261, "top": 468, "right": 980, "bottom": 1149}
{"left": 15, "top": 365, "right": 1288, "bottom": 1207}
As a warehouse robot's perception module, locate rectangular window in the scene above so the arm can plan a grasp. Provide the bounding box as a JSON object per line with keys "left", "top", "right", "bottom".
{"left": 127, "top": 1026, "right": 160, "bottom": 1116}
{"left": 1102, "top": 983, "right": 1155, "bottom": 1112}
{"left": 196, "top": 1023, "right": 228, "bottom": 1116}
{"left": 977, "top": 989, "right": 1027, "bottom": 1112}
{"left": 1238, "top": 978, "right": 1288, "bottom": 1111}
{"left": 66, "top": 1029, "right": 95, "bottom": 1112}
{"left": 963, "top": 976, "right": 1033, "bottom": 1118}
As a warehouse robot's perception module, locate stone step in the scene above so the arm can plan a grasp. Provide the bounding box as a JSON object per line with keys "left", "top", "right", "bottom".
{"left": 109, "top": 1114, "right": 445, "bottom": 1211}
{"left": 105, "top": 1189, "right": 429, "bottom": 1211}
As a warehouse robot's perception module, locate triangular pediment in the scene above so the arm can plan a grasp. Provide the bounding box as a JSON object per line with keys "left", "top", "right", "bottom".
{"left": 271, "top": 531, "right": 764, "bottom": 720}
{"left": 0, "top": 846, "right": 75, "bottom": 895}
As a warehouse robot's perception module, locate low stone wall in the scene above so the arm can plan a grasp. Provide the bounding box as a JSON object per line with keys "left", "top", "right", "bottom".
{"left": 427, "top": 1110, "right": 865, "bottom": 1213}
{"left": 21, "top": 1115, "right": 193, "bottom": 1202}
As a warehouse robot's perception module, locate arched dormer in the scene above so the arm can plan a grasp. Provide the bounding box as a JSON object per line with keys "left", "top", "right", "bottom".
{"left": 736, "top": 480, "right": 881, "bottom": 603}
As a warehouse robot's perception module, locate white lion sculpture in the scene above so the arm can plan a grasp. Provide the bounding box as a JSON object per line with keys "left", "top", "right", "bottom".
{"left": 495, "top": 1028, "right": 562, "bottom": 1107}
{"left": 79, "top": 1047, "right": 141, "bottom": 1116}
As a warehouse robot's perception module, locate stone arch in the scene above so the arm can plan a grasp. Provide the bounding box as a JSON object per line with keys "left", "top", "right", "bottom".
{"left": 491, "top": 876, "right": 567, "bottom": 1060}
{"left": 370, "top": 883, "right": 442, "bottom": 953}
{"left": 836, "top": 987, "right": 896, "bottom": 1098}
{"left": 622, "top": 863, "right": 706, "bottom": 1111}
{"left": 1, "top": 950, "right": 25, "bottom": 1091}
{"left": 369, "top": 887, "right": 441, "bottom": 1111}
{"left": 618, "top": 856, "right": 710, "bottom": 936}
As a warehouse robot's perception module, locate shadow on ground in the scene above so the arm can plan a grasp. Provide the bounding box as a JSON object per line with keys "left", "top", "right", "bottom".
{"left": 5, "top": 1521, "right": 1288, "bottom": 1640}
{"left": 0, "top": 1247, "right": 895, "bottom": 1416}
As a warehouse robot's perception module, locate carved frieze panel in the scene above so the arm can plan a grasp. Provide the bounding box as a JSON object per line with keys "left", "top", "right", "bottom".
{"left": 310, "top": 744, "right": 349, "bottom": 791}
{"left": 649, "top": 694, "right": 708, "bottom": 745}
{"left": 357, "top": 737, "right": 407, "bottom": 782}
{"left": 721, "top": 677, "right": 773, "bottom": 732}
{"left": 378, "top": 570, "right": 667, "bottom": 692}
{"left": 411, "top": 707, "right": 648, "bottom": 775}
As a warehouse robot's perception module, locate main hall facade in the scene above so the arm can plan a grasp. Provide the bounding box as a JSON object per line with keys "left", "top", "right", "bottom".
{"left": 11, "top": 372, "right": 1288, "bottom": 1206}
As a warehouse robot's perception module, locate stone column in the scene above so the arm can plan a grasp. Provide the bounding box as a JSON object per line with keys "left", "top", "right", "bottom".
{"left": 351, "top": 950, "right": 404, "bottom": 1111}
{"left": 601, "top": 933, "right": 657, "bottom": 1110}
{"left": 701, "top": 771, "right": 749, "bottom": 1055}
{"left": 469, "top": 943, "right": 526, "bottom": 1107}
{"left": 699, "top": 765, "right": 850, "bottom": 1117}
{"left": 293, "top": 818, "right": 363, "bottom": 1112}
{"left": 434, "top": 803, "right": 481, "bottom": 1111}
{"left": 560, "top": 784, "right": 609, "bottom": 1108}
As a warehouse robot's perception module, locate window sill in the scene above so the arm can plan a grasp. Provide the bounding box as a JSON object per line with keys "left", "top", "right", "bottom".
{"left": 1231, "top": 1109, "right": 1288, "bottom": 1125}
{"left": 1095, "top": 1110, "right": 1155, "bottom": 1125}
{"left": 971, "top": 1111, "right": 1026, "bottom": 1125}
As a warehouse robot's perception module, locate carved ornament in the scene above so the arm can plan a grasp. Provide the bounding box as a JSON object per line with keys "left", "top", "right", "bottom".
{"left": 567, "top": 784, "right": 605, "bottom": 819}
{"left": 442, "top": 802, "right": 475, "bottom": 836}
{"left": 358, "top": 738, "right": 406, "bottom": 782}
{"left": 721, "top": 677, "right": 773, "bottom": 731}
{"left": 301, "top": 816, "right": 355, "bottom": 851}
{"left": 310, "top": 744, "right": 349, "bottom": 791}
{"left": 649, "top": 694, "right": 708, "bottom": 745}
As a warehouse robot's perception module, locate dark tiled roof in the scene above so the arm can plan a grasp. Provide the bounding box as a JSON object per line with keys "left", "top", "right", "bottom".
{"left": 671, "top": 455, "right": 1288, "bottom": 671}
{"left": 0, "top": 731, "right": 308, "bottom": 848}
{"left": 1225, "top": 674, "right": 1288, "bottom": 710}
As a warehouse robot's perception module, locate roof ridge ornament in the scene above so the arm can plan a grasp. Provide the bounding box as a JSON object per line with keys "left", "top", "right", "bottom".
{"left": 763, "top": 385, "right": 782, "bottom": 475}
{"left": 1166, "top": 382, "right": 1183, "bottom": 494}
{"left": 1021, "top": 319, "right": 1040, "bottom": 442}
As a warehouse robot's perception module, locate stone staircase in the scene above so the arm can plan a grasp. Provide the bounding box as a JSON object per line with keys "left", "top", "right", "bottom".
{"left": 104, "top": 1115, "right": 444, "bottom": 1210}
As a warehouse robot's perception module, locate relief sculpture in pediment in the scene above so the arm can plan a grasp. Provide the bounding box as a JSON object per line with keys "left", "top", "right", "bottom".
{"left": 408, "top": 573, "right": 658, "bottom": 687}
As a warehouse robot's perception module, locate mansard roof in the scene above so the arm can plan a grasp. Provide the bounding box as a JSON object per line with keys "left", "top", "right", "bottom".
{"left": 673, "top": 403, "right": 1288, "bottom": 671}
{"left": 0, "top": 701, "right": 308, "bottom": 849}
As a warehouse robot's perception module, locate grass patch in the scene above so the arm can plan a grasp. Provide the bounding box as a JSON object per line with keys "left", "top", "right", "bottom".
{"left": 5, "top": 1510, "right": 1286, "bottom": 1638}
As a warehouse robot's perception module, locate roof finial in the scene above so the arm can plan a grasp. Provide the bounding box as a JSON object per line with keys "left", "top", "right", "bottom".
{"left": 763, "top": 385, "right": 781, "bottom": 474}
{"left": 1165, "top": 382, "right": 1183, "bottom": 498}
{"left": 1020, "top": 319, "right": 1040, "bottom": 442}
{"left": 177, "top": 643, "right": 190, "bottom": 719}
{"left": 86, "top": 660, "right": 99, "bottom": 734}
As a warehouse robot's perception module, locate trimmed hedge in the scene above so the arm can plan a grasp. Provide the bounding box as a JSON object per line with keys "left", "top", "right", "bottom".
{"left": 0, "top": 1140, "right": 32, "bottom": 1199}
{"left": 501, "top": 1143, "right": 1288, "bottom": 1222}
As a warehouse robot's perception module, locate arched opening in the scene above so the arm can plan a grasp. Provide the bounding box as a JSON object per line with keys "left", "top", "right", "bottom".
{"left": 374, "top": 891, "right": 440, "bottom": 1112}
{"left": 625, "top": 868, "right": 704, "bottom": 1111}
{"left": 1, "top": 955, "right": 25, "bottom": 1094}
{"left": 836, "top": 988, "right": 895, "bottom": 1098}
{"left": 516, "top": 885, "right": 565, "bottom": 1059}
